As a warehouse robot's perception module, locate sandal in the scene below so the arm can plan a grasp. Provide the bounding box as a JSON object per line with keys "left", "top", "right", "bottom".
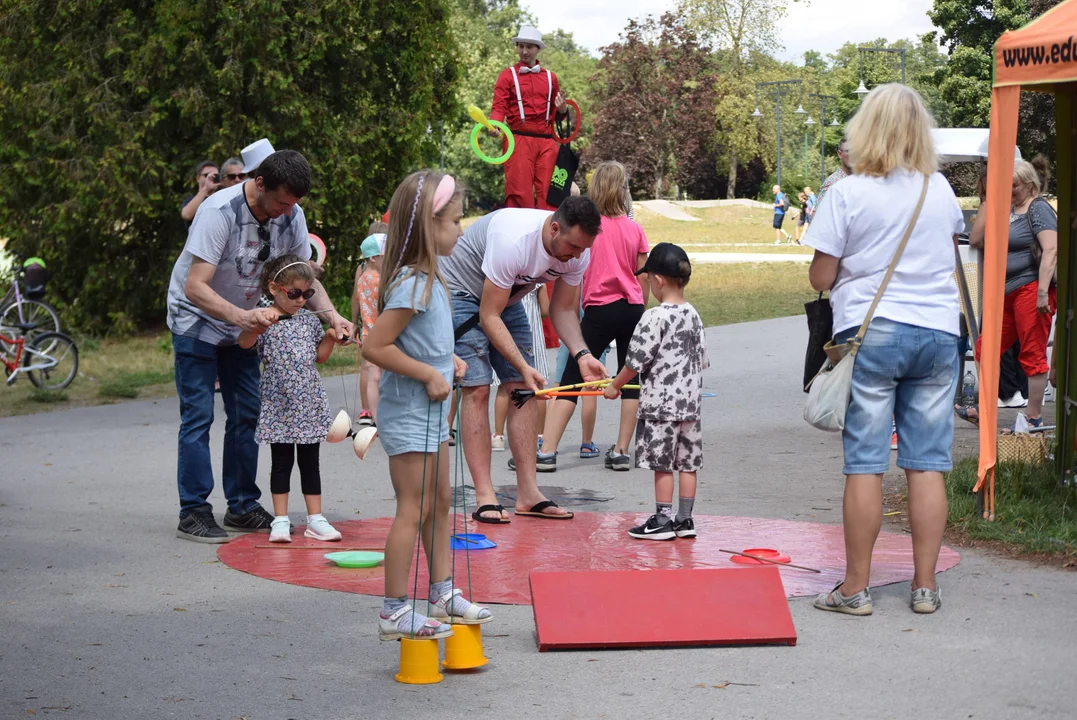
{"left": 430, "top": 588, "right": 492, "bottom": 625}
{"left": 954, "top": 404, "right": 979, "bottom": 426}
{"left": 471, "top": 504, "right": 510, "bottom": 525}
{"left": 515, "top": 500, "right": 574, "bottom": 520}
{"left": 378, "top": 605, "right": 454, "bottom": 641}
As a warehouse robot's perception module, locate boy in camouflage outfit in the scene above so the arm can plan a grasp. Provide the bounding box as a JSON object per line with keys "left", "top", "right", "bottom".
{"left": 604, "top": 243, "right": 709, "bottom": 540}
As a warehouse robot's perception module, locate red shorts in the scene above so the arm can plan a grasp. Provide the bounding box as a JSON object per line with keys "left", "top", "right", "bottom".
{"left": 975, "top": 280, "right": 1056, "bottom": 376}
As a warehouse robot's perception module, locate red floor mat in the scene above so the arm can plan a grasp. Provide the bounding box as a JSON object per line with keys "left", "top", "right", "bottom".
{"left": 530, "top": 567, "right": 797, "bottom": 650}
{"left": 217, "top": 512, "right": 961, "bottom": 605}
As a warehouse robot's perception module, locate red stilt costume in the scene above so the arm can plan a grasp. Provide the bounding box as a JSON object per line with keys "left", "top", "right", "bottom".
{"left": 491, "top": 31, "right": 564, "bottom": 210}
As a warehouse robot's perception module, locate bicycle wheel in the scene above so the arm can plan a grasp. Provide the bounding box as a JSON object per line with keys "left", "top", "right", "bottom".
{"left": 25, "top": 331, "right": 79, "bottom": 390}
{"left": 0, "top": 298, "right": 60, "bottom": 345}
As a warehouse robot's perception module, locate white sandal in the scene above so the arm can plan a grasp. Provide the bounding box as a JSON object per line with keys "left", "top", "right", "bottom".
{"left": 378, "top": 604, "right": 453, "bottom": 641}
{"left": 430, "top": 588, "right": 492, "bottom": 625}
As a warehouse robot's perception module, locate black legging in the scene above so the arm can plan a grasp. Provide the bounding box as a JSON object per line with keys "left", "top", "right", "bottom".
{"left": 559, "top": 299, "right": 645, "bottom": 403}
{"left": 270, "top": 443, "right": 322, "bottom": 496}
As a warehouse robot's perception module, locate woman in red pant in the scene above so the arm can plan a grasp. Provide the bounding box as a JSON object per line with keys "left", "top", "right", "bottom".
{"left": 962, "top": 156, "right": 1058, "bottom": 428}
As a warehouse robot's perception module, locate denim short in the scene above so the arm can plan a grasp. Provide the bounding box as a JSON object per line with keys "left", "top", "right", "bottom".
{"left": 836, "top": 317, "right": 959, "bottom": 475}
{"left": 451, "top": 291, "right": 534, "bottom": 387}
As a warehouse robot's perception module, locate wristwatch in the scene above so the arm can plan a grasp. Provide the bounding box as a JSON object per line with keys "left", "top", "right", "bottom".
{"left": 574, "top": 349, "right": 592, "bottom": 362}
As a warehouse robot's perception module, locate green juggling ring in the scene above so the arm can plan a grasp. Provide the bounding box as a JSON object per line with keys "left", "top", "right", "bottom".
{"left": 469, "top": 120, "right": 514, "bottom": 165}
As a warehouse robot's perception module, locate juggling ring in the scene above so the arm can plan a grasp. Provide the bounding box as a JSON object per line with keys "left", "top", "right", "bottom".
{"left": 469, "top": 120, "right": 514, "bottom": 165}
{"left": 553, "top": 99, "right": 582, "bottom": 145}
{"left": 308, "top": 233, "right": 326, "bottom": 265}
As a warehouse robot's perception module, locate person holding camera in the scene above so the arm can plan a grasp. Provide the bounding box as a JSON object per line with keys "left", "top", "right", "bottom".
{"left": 181, "top": 160, "right": 222, "bottom": 227}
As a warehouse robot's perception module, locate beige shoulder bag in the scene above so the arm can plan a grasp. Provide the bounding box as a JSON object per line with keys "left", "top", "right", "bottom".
{"left": 804, "top": 175, "right": 930, "bottom": 432}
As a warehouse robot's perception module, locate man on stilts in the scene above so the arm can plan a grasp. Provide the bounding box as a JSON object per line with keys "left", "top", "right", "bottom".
{"left": 491, "top": 26, "right": 570, "bottom": 209}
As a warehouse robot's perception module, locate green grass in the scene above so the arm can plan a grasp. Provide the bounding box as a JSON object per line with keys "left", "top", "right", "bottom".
{"left": 946, "top": 457, "right": 1077, "bottom": 560}
{"left": 683, "top": 262, "right": 813, "bottom": 327}
{"left": 636, "top": 205, "right": 800, "bottom": 247}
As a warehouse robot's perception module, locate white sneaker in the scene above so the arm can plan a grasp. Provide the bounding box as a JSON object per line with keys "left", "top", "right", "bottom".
{"left": 491, "top": 434, "right": 505, "bottom": 452}
{"left": 998, "top": 392, "right": 1028, "bottom": 409}
{"left": 304, "top": 514, "right": 342, "bottom": 542}
{"left": 1044, "top": 384, "right": 1054, "bottom": 404}
{"left": 269, "top": 516, "right": 291, "bottom": 543}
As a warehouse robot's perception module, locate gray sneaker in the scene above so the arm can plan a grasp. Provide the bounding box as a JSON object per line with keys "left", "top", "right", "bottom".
{"left": 604, "top": 447, "right": 631, "bottom": 471}
{"left": 813, "top": 583, "right": 873, "bottom": 616}
{"left": 507, "top": 451, "right": 557, "bottom": 473}
{"left": 911, "top": 586, "right": 942, "bottom": 614}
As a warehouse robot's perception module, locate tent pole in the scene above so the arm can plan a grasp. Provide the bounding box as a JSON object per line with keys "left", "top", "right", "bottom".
{"left": 1055, "top": 87, "right": 1076, "bottom": 485}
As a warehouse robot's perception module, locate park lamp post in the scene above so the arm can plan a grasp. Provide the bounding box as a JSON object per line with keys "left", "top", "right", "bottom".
{"left": 808, "top": 93, "right": 841, "bottom": 188}
{"left": 751, "top": 80, "right": 806, "bottom": 186}
{"left": 854, "top": 47, "right": 907, "bottom": 98}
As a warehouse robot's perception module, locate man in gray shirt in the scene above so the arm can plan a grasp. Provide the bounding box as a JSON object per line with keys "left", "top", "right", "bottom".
{"left": 166, "top": 150, "right": 352, "bottom": 543}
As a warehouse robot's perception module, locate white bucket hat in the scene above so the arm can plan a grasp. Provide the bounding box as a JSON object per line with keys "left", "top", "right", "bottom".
{"left": 512, "top": 26, "right": 545, "bottom": 51}
{"left": 241, "top": 138, "right": 275, "bottom": 173}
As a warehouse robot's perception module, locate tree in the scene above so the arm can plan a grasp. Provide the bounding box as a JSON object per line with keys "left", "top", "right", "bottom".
{"left": 0, "top": 0, "right": 458, "bottom": 333}
{"left": 679, "top": 0, "right": 788, "bottom": 198}
{"left": 924, "top": 0, "right": 1062, "bottom": 166}
{"left": 586, "top": 13, "right": 719, "bottom": 199}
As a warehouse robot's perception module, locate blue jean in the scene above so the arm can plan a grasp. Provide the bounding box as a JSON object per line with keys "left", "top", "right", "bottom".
{"left": 836, "top": 318, "right": 959, "bottom": 475}
{"left": 450, "top": 291, "right": 533, "bottom": 386}
{"left": 173, "top": 333, "right": 262, "bottom": 518}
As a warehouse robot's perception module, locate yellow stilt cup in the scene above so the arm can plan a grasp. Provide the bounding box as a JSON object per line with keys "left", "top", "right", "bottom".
{"left": 395, "top": 638, "right": 443, "bottom": 684}
{"left": 442, "top": 623, "right": 489, "bottom": 670}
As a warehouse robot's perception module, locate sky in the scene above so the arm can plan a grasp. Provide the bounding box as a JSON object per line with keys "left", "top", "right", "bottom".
{"left": 519, "top": 0, "right": 939, "bottom": 61}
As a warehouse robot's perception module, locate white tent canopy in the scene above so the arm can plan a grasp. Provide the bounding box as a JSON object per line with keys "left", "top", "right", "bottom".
{"left": 932, "top": 128, "right": 1023, "bottom": 164}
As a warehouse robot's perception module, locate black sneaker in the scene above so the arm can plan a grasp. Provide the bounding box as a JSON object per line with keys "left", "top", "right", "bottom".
{"left": 176, "top": 510, "right": 230, "bottom": 544}
{"left": 628, "top": 513, "right": 676, "bottom": 541}
{"left": 223, "top": 505, "right": 274, "bottom": 533}
{"left": 673, "top": 517, "right": 696, "bottom": 538}
{"left": 604, "top": 446, "right": 631, "bottom": 471}
{"left": 448, "top": 429, "right": 456, "bottom": 447}
{"left": 507, "top": 452, "right": 557, "bottom": 473}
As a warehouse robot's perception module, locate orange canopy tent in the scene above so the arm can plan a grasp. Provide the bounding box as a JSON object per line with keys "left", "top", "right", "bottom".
{"left": 978, "top": 1, "right": 1077, "bottom": 518}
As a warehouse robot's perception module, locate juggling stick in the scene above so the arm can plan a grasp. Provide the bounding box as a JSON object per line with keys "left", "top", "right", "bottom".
{"left": 510, "top": 379, "right": 613, "bottom": 408}
{"left": 542, "top": 387, "right": 639, "bottom": 399}
{"left": 719, "top": 548, "right": 822, "bottom": 574}
{"left": 255, "top": 545, "right": 383, "bottom": 551}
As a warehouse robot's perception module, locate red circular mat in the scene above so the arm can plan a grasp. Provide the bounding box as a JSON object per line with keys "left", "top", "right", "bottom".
{"left": 218, "top": 513, "right": 960, "bottom": 605}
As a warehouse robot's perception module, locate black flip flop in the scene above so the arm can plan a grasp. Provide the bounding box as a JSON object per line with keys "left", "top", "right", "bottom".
{"left": 515, "top": 500, "right": 574, "bottom": 520}
{"left": 471, "top": 504, "right": 510, "bottom": 525}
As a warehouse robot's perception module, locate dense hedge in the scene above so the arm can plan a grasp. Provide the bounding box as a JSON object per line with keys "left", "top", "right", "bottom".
{"left": 0, "top": 0, "right": 458, "bottom": 333}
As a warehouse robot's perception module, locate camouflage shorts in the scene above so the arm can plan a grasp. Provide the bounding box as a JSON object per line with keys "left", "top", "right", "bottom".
{"left": 634, "top": 417, "right": 703, "bottom": 473}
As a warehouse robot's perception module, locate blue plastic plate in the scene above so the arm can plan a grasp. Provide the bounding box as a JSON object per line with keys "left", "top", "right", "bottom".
{"left": 450, "top": 533, "right": 497, "bottom": 550}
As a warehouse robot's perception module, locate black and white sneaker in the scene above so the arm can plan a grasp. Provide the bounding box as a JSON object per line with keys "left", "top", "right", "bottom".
{"left": 604, "top": 447, "right": 631, "bottom": 472}
{"left": 507, "top": 452, "right": 557, "bottom": 473}
{"left": 176, "top": 510, "right": 230, "bottom": 544}
{"left": 223, "top": 505, "right": 275, "bottom": 533}
{"left": 673, "top": 517, "right": 696, "bottom": 538}
{"left": 628, "top": 513, "right": 676, "bottom": 541}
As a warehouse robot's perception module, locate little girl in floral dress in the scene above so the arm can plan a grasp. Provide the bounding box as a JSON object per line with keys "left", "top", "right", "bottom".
{"left": 239, "top": 254, "right": 343, "bottom": 543}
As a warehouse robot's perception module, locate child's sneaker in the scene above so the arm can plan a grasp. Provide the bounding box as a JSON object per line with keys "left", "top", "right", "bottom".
{"left": 378, "top": 605, "right": 453, "bottom": 641}
{"left": 813, "top": 583, "right": 873, "bottom": 616}
{"left": 628, "top": 513, "right": 676, "bottom": 541}
{"left": 491, "top": 434, "right": 505, "bottom": 452}
{"left": 304, "top": 514, "right": 342, "bottom": 542}
{"left": 269, "top": 516, "right": 291, "bottom": 543}
{"left": 357, "top": 410, "right": 375, "bottom": 427}
{"left": 580, "top": 442, "right": 599, "bottom": 458}
{"left": 429, "top": 588, "right": 492, "bottom": 625}
{"left": 673, "top": 517, "right": 696, "bottom": 538}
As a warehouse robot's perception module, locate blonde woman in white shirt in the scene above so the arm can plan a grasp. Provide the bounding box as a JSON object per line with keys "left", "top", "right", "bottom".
{"left": 804, "top": 84, "right": 965, "bottom": 617}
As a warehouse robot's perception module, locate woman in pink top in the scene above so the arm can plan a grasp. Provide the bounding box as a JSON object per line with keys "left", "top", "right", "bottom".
{"left": 537, "top": 161, "right": 650, "bottom": 472}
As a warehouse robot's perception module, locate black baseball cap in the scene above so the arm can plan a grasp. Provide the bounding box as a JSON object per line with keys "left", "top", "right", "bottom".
{"left": 635, "top": 242, "right": 691, "bottom": 279}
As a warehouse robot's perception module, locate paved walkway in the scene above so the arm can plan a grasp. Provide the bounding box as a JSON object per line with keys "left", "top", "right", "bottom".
{"left": 2, "top": 316, "right": 1075, "bottom": 719}
{"left": 636, "top": 199, "right": 699, "bottom": 221}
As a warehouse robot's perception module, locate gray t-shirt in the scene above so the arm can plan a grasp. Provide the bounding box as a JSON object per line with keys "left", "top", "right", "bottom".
{"left": 1005, "top": 197, "right": 1057, "bottom": 295}
{"left": 626, "top": 302, "right": 709, "bottom": 421}
{"left": 166, "top": 182, "right": 310, "bottom": 346}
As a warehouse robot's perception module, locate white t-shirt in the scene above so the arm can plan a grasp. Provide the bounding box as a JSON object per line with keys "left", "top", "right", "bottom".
{"left": 804, "top": 170, "right": 964, "bottom": 336}
{"left": 439, "top": 209, "right": 589, "bottom": 305}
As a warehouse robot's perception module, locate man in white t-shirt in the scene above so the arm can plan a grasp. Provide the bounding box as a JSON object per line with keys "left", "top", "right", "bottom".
{"left": 439, "top": 197, "right": 606, "bottom": 522}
